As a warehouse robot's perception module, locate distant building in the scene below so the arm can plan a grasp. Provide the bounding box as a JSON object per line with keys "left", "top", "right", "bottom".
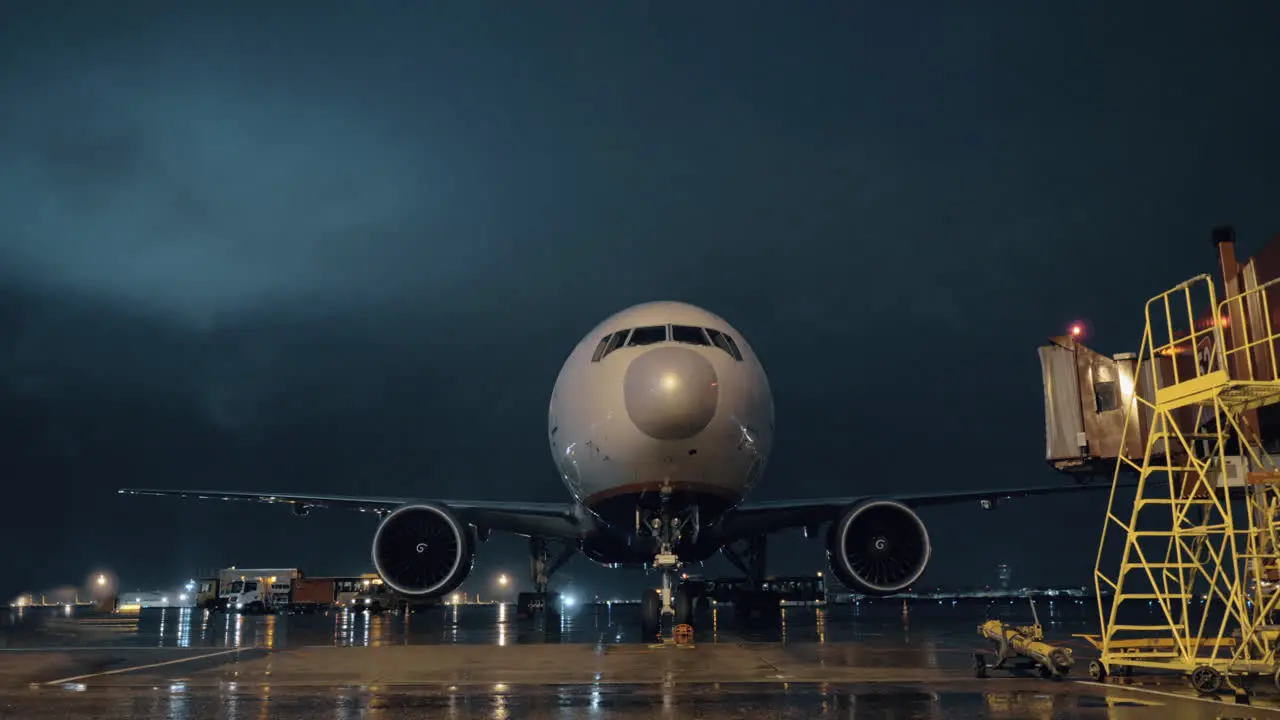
{"left": 997, "top": 564, "right": 1012, "bottom": 591}
{"left": 116, "top": 590, "right": 195, "bottom": 609}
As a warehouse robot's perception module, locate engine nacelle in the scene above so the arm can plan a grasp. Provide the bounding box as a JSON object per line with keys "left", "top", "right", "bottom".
{"left": 826, "top": 499, "right": 931, "bottom": 595}
{"left": 371, "top": 503, "right": 475, "bottom": 597}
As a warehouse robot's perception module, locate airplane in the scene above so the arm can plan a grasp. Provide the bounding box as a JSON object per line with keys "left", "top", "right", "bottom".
{"left": 121, "top": 301, "right": 1106, "bottom": 636}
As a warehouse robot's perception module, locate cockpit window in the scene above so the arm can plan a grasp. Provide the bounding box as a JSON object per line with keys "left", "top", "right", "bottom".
{"left": 597, "top": 330, "right": 629, "bottom": 361}
{"left": 706, "top": 328, "right": 743, "bottom": 361}
{"left": 721, "top": 333, "right": 743, "bottom": 361}
{"left": 627, "top": 325, "right": 668, "bottom": 346}
{"left": 671, "top": 325, "right": 710, "bottom": 346}
{"left": 591, "top": 335, "right": 610, "bottom": 362}
{"left": 594, "top": 325, "right": 739, "bottom": 361}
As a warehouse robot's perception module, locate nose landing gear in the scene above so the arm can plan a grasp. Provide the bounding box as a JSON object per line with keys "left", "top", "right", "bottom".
{"left": 640, "top": 490, "right": 699, "bottom": 641}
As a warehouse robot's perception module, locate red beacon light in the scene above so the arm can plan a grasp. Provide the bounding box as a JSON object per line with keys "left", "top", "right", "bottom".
{"left": 1069, "top": 323, "right": 1084, "bottom": 338}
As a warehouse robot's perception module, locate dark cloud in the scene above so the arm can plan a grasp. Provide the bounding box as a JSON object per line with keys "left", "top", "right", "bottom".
{"left": 2, "top": 1, "right": 1280, "bottom": 598}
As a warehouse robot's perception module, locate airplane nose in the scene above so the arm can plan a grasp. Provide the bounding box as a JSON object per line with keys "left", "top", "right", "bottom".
{"left": 624, "top": 346, "right": 719, "bottom": 441}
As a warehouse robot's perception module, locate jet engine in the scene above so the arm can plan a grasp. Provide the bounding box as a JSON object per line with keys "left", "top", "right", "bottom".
{"left": 826, "top": 499, "right": 931, "bottom": 595}
{"left": 371, "top": 503, "right": 475, "bottom": 597}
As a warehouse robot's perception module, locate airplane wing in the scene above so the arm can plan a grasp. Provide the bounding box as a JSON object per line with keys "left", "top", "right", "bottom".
{"left": 715, "top": 482, "right": 1116, "bottom": 541}
{"left": 117, "top": 488, "right": 581, "bottom": 539}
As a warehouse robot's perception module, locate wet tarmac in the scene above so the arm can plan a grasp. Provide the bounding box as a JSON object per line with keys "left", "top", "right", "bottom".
{"left": 2, "top": 600, "right": 1276, "bottom": 718}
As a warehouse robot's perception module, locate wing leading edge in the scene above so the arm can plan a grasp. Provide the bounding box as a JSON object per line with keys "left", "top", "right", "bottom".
{"left": 716, "top": 482, "right": 1117, "bottom": 541}
{"left": 117, "top": 488, "right": 580, "bottom": 539}
{"left": 121, "top": 481, "right": 1114, "bottom": 544}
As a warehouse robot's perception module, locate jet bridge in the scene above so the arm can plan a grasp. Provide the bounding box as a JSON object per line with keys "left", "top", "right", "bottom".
{"left": 1040, "top": 337, "right": 1151, "bottom": 483}
{"left": 1040, "top": 226, "right": 1280, "bottom": 484}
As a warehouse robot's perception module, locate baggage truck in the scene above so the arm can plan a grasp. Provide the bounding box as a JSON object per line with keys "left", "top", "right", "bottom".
{"left": 193, "top": 569, "right": 380, "bottom": 613}
{"left": 219, "top": 568, "right": 301, "bottom": 613}
{"left": 290, "top": 575, "right": 381, "bottom": 613}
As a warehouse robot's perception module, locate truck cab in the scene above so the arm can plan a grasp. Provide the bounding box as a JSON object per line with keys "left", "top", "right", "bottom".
{"left": 223, "top": 579, "right": 268, "bottom": 612}
{"left": 351, "top": 580, "right": 398, "bottom": 613}
{"left": 217, "top": 569, "right": 300, "bottom": 613}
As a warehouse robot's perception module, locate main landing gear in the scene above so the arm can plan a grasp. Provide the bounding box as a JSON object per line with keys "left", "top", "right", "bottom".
{"left": 639, "top": 487, "right": 700, "bottom": 640}
{"left": 721, "top": 535, "right": 783, "bottom": 621}
{"left": 515, "top": 537, "right": 576, "bottom": 625}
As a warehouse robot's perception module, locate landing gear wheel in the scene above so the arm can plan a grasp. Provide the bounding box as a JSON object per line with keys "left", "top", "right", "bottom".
{"left": 515, "top": 591, "right": 561, "bottom": 627}
{"left": 515, "top": 592, "right": 543, "bottom": 620}
{"left": 973, "top": 653, "right": 988, "bottom": 679}
{"left": 1088, "top": 660, "right": 1105, "bottom": 682}
{"left": 641, "top": 589, "right": 661, "bottom": 641}
{"left": 1037, "top": 664, "right": 1053, "bottom": 680}
{"left": 673, "top": 585, "right": 694, "bottom": 628}
{"left": 543, "top": 592, "right": 562, "bottom": 625}
{"left": 1190, "top": 665, "right": 1223, "bottom": 695}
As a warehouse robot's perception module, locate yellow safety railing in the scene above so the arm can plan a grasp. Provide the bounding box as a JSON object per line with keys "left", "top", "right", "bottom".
{"left": 1088, "top": 272, "right": 1280, "bottom": 688}
{"left": 1217, "top": 276, "right": 1280, "bottom": 385}
{"left": 1142, "top": 274, "right": 1226, "bottom": 392}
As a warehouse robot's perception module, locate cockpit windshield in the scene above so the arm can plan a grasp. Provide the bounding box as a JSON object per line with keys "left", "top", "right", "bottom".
{"left": 593, "top": 325, "right": 742, "bottom": 362}
{"left": 627, "top": 326, "right": 668, "bottom": 346}
{"left": 670, "top": 325, "right": 710, "bottom": 346}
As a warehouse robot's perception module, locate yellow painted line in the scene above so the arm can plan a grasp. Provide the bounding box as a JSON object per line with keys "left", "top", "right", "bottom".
{"left": 1074, "top": 680, "right": 1280, "bottom": 712}
{"left": 45, "top": 648, "right": 246, "bottom": 685}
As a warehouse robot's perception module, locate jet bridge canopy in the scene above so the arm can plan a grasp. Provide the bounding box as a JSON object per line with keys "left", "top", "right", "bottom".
{"left": 1039, "top": 337, "right": 1155, "bottom": 481}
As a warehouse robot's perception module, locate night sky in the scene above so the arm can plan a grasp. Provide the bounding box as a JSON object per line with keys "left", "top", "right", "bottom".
{"left": 3, "top": 1, "right": 1280, "bottom": 602}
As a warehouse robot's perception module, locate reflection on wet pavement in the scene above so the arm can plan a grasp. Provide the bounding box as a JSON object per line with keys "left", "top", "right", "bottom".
{"left": 3, "top": 601, "right": 1274, "bottom": 719}
{"left": 4, "top": 682, "right": 1232, "bottom": 719}
{"left": 4, "top": 599, "right": 1103, "bottom": 650}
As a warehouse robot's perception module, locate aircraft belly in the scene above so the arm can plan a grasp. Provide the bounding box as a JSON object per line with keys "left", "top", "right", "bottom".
{"left": 570, "top": 418, "right": 761, "bottom": 503}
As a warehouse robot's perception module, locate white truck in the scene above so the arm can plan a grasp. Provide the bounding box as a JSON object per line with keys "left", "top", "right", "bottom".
{"left": 215, "top": 568, "right": 301, "bottom": 613}
{"left": 351, "top": 579, "right": 399, "bottom": 613}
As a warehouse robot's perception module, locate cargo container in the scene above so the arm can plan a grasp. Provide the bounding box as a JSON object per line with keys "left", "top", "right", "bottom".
{"left": 291, "top": 575, "right": 380, "bottom": 613}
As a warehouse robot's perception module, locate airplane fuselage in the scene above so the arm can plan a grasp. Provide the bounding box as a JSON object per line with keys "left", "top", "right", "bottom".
{"left": 548, "top": 301, "right": 775, "bottom": 564}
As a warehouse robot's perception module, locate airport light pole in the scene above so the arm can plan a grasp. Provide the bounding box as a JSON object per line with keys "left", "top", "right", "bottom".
{"left": 89, "top": 570, "right": 117, "bottom": 613}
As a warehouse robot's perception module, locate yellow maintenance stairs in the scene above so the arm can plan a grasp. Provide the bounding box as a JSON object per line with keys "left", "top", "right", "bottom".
{"left": 1082, "top": 273, "right": 1280, "bottom": 695}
